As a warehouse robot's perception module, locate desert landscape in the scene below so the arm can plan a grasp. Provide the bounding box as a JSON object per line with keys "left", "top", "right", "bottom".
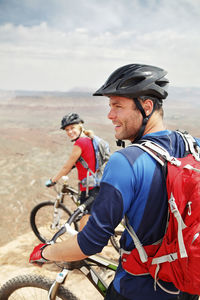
{"left": 0, "top": 88, "right": 199, "bottom": 298}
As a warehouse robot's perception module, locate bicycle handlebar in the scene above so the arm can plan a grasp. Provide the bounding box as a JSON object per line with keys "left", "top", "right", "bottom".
{"left": 50, "top": 195, "right": 95, "bottom": 243}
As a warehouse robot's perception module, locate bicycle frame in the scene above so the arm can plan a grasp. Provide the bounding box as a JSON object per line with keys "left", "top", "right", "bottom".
{"left": 31, "top": 175, "right": 122, "bottom": 252}
{"left": 54, "top": 176, "right": 80, "bottom": 206}
{"left": 47, "top": 198, "right": 118, "bottom": 299}
{"left": 48, "top": 255, "right": 117, "bottom": 299}
{"left": 51, "top": 176, "right": 80, "bottom": 229}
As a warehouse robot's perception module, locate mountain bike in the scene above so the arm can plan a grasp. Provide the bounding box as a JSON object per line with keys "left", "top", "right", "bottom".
{"left": 30, "top": 176, "right": 123, "bottom": 252}
{"left": 0, "top": 198, "right": 118, "bottom": 299}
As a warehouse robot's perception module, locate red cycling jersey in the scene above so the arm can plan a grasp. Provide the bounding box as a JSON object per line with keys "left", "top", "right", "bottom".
{"left": 74, "top": 137, "right": 96, "bottom": 191}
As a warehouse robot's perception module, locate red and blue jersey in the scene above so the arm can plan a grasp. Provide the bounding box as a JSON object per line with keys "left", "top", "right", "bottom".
{"left": 77, "top": 130, "right": 200, "bottom": 300}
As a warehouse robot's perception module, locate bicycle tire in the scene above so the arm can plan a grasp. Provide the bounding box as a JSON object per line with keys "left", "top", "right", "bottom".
{"left": 30, "top": 201, "right": 79, "bottom": 243}
{"left": 0, "top": 274, "right": 78, "bottom": 300}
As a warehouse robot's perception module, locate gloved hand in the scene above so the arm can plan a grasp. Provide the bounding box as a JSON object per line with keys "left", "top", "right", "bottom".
{"left": 29, "top": 243, "right": 49, "bottom": 266}
{"left": 45, "top": 179, "right": 56, "bottom": 187}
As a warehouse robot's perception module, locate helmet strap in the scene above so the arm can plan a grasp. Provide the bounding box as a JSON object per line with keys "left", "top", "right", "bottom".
{"left": 71, "top": 136, "right": 79, "bottom": 142}
{"left": 133, "top": 98, "right": 154, "bottom": 143}
{"left": 70, "top": 123, "right": 83, "bottom": 142}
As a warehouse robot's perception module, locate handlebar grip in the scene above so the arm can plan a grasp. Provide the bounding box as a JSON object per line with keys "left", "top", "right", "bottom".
{"left": 51, "top": 226, "right": 67, "bottom": 242}
{"left": 45, "top": 179, "right": 56, "bottom": 187}
{"left": 82, "top": 195, "right": 95, "bottom": 209}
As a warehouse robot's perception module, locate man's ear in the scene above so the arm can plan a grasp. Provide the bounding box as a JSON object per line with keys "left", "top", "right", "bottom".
{"left": 142, "top": 99, "right": 154, "bottom": 116}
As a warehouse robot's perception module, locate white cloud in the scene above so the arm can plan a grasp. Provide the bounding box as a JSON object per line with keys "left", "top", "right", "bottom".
{"left": 0, "top": 0, "right": 199, "bottom": 90}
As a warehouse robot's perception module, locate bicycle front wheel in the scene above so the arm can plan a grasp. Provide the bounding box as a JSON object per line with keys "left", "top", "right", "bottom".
{"left": 0, "top": 274, "right": 78, "bottom": 300}
{"left": 30, "top": 201, "right": 79, "bottom": 243}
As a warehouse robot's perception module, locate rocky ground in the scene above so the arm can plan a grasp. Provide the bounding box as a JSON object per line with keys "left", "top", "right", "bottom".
{"left": 0, "top": 92, "right": 199, "bottom": 298}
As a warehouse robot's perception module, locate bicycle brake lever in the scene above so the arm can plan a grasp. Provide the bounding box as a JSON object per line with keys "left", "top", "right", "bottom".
{"left": 62, "top": 175, "right": 69, "bottom": 182}
{"left": 65, "top": 223, "right": 78, "bottom": 235}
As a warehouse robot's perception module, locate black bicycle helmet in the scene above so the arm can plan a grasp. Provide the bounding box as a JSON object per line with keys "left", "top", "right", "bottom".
{"left": 60, "top": 113, "right": 84, "bottom": 130}
{"left": 93, "top": 64, "right": 169, "bottom": 144}
{"left": 93, "top": 64, "right": 169, "bottom": 99}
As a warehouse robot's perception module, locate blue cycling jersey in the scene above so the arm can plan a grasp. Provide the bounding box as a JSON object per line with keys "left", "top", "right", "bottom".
{"left": 77, "top": 130, "right": 200, "bottom": 300}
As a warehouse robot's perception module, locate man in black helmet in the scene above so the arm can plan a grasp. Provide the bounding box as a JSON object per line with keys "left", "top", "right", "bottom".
{"left": 30, "top": 64, "right": 199, "bottom": 300}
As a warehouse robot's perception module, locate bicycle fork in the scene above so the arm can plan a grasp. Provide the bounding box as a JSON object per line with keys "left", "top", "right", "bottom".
{"left": 48, "top": 268, "right": 69, "bottom": 300}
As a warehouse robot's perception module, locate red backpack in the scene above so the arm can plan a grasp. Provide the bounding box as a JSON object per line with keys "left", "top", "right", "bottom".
{"left": 121, "top": 131, "right": 200, "bottom": 295}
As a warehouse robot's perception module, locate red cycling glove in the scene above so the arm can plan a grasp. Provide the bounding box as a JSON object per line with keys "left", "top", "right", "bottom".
{"left": 29, "top": 243, "right": 49, "bottom": 266}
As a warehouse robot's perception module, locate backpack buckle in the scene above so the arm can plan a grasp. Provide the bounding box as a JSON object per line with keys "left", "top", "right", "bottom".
{"left": 169, "top": 193, "right": 177, "bottom": 213}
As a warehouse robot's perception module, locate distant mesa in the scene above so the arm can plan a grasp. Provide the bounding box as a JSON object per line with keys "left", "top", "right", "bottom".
{"left": 0, "top": 86, "right": 200, "bottom": 101}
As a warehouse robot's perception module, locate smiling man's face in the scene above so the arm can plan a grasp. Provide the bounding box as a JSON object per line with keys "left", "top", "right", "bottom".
{"left": 108, "top": 96, "right": 143, "bottom": 142}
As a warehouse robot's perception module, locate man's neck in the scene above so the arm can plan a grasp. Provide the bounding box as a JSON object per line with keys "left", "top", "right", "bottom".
{"left": 143, "top": 112, "right": 166, "bottom": 136}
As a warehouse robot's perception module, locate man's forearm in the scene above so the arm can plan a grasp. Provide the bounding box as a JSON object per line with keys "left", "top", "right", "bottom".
{"left": 42, "top": 235, "right": 88, "bottom": 262}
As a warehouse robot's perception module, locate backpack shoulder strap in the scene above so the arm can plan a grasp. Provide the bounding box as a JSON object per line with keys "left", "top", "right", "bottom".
{"left": 129, "top": 141, "right": 181, "bottom": 166}
{"left": 78, "top": 156, "right": 89, "bottom": 169}
{"left": 78, "top": 156, "right": 96, "bottom": 176}
{"left": 123, "top": 215, "right": 148, "bottom": 263}
{"left": 176, "top": 130, "right": 200, "bottom": 161}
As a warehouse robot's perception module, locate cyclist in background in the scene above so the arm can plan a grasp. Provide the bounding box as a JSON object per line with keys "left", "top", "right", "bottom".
{"left": 30, "top": 64, "right": 199, "bottom": 300}
{"left": 47, "top": 112, "right": 99, "bottom": 229}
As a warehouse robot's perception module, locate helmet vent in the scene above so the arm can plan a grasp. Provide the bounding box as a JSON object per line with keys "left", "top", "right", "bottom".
{"left": 155, "top": 78, "right": 169, "bottom": 87}
{"left": 120, "top": 76, "right": 145, "bottom": 89}
{"left": 93, "top": 64, "right": 169, "bottom": 99}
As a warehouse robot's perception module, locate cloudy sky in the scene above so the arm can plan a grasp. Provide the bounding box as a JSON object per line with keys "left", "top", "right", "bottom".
{"left": 0, "top": 0, "right": 199, "bottom": 91}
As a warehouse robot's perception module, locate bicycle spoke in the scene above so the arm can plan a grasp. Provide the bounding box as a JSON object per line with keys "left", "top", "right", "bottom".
{"left": 30, "top": 202, "right": 78, "bottom": 243}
